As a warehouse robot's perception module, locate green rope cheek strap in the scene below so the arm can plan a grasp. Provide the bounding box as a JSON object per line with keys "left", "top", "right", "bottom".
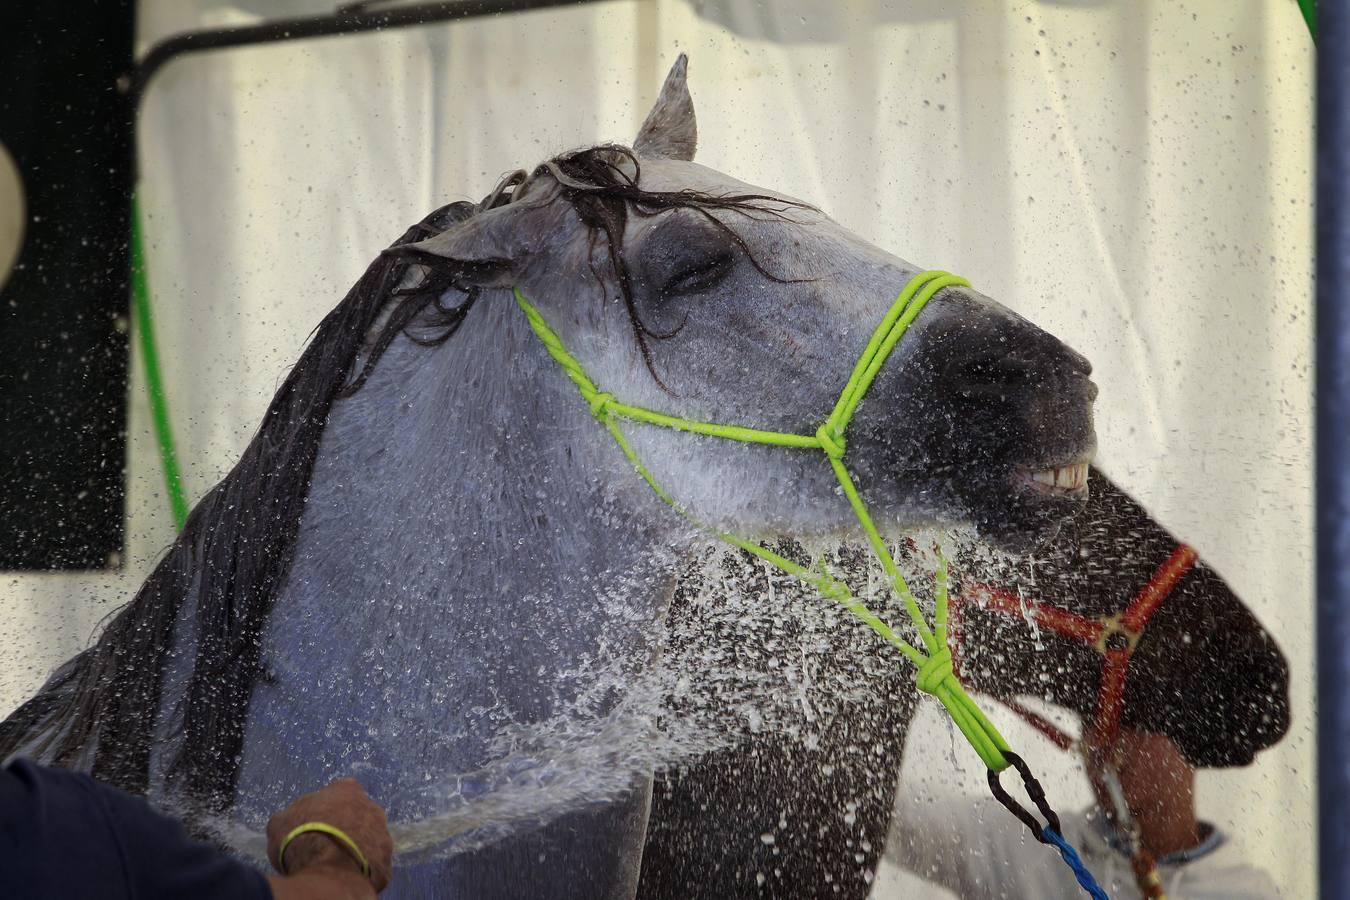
{"left": 513, "top": 270, "right": 1012, "bottom": 772}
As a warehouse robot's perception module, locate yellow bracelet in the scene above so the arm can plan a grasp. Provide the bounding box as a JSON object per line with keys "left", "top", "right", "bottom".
{"left": 278, "top": 821, "right": 372, "bottom": 879}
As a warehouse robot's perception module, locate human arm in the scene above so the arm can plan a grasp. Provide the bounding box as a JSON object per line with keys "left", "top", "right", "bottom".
{"left": 266, "top": 848, "right": 378, "bottom": 900}
{"left": 265, "top": 777, "right": 394, "bottom": 900}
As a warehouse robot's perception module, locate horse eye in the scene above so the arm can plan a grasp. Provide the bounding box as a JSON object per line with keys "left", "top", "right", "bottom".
{"left": 662, "top": 251, "right": 736, "bottom": 297}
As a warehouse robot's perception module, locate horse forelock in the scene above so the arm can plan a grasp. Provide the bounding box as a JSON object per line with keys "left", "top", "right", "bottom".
{"left": 387, "top": 144, "right": 809, "bottom": 391}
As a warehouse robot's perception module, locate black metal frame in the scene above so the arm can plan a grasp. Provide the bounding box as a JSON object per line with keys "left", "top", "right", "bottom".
{"left": 125, "top": 0, "right": 614, "bottom": 115}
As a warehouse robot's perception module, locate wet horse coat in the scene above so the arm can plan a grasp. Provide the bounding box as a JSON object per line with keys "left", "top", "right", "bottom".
{"left": 1, "top": 58, "right": 1100, "bottom": 898}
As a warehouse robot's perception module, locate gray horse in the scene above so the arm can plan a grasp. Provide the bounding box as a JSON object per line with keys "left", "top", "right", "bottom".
{"left": 0, "top": 57, "right": 1095, "bottom": 898}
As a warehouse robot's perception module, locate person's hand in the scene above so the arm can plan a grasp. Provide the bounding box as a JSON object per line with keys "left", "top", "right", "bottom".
{"left": 265, "top": 778, "right": 393, "bottom": 894}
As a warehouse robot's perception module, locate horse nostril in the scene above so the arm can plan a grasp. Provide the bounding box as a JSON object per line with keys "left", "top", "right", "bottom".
{"left": 932, "top": 311, "right": 1093, "bottom": 395}
{"left": 951, "top": 356, "right": 1030, "bottom": 389}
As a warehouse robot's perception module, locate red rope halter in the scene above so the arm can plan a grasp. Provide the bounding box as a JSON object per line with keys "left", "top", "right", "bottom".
{"left": 952, "top": 543, "right": 1197, "bottom": 748}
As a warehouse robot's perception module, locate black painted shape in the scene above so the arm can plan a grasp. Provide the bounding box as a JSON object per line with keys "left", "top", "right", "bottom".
{"left": 0, "top": 3, "right": 134, "bottom": 570}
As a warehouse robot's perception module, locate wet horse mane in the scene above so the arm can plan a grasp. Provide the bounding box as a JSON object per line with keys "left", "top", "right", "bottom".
{"left": 0, "top": 144, "right": 797, "bottom": 812}
{"left": 382, "top": 144, "right": 802, "bottom": 386}
{"left": 0, "top": 202, "right": 473, "bottom": 804}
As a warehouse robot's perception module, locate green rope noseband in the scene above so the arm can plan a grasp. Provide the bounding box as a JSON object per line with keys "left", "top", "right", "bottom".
{"left": 514, "top": 270, "right": 1012, "bottom": 771}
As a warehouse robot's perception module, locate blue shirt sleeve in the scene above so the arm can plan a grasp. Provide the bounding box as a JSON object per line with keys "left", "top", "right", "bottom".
{"left": 0, "top": 758, "right": 271, "bottom": 900}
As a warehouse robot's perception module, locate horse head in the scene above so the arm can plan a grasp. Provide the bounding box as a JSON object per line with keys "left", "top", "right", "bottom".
{"left": 394, "top": 55, "right": 1096, "bottom": 553}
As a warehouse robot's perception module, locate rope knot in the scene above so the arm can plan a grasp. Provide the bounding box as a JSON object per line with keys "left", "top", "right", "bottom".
{"left": 915, "top": 647, "right": 955, "bottom": 695}
{"left": 815, "top": 423, "right": 846, "bottom": 459}
{"left": 816, "top": 575, "right": 851, "bottom": 602}
{"left": 587, "top": 391, "right": 615, "bottom": 420}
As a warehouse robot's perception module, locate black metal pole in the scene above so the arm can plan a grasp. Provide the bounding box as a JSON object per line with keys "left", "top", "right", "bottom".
{"left": 1321, "top": 1, "right": 1348, "bottom": 897}
{"left": 126, "top": 0, "right": 606, "bottom": 114}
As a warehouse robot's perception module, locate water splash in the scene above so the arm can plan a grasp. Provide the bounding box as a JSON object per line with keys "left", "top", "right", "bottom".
{"left": 191, "top": 533, "right": 994, "bottom": 863}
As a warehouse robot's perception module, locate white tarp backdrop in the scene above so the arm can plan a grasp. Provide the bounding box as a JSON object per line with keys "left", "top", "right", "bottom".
{"left": 0, "top": 1, "right": 1312, "bottom": 896}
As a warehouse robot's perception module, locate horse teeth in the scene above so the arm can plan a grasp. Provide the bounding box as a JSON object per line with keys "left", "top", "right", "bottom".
{"left": 1030, "top": 463, "right": 1088, "bottom": 491}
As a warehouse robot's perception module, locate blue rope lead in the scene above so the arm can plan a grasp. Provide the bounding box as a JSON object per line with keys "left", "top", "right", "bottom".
{"left": 989, "top": 754, "right": 1108, "bottom": 898}
{"left": 1044, "top": 827, "right": 1110, "bottom": 900}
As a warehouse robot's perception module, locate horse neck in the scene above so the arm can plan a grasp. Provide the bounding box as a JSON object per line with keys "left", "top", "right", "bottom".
{"left": 279, "top": 288, "right": 686, "bottom": 656}
{"left": 210, "top": 290, "right": 692, "bottom": 829}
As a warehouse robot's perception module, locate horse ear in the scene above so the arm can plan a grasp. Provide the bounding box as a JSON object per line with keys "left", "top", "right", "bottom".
{"left": 634, "top": 54, "right": 697, "bottom": 161}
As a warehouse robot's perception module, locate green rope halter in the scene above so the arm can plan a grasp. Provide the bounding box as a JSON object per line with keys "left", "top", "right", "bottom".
{"left": 513, "top": 269, "right": 1012, "bottom": 771}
